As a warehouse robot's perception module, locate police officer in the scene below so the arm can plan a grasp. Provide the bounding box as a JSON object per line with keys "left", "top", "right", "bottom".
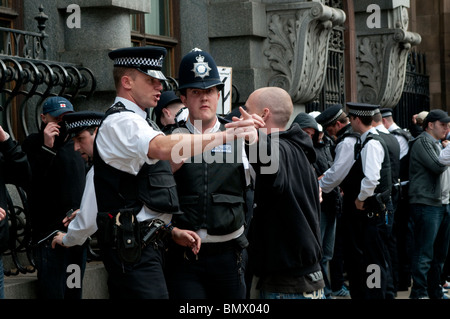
{"left": 316, "top": 104, "right": 359, "bottom": 297}
{"left": 164, "top": 48, "right": 250, "bottom": 299}
{"left": 92, "top": 46, "right": 257, "bottom": 299}
{"left": 152, "top": 90, "right": 186, "bottom": 133}
{"left": 316, "top": 104, "right": 360, "bottom": 194}
{"left": 380, "top": 108, "right": 414, "bottom": 291}
{"left": 340, "top": 102, "right": 392, "bottom": 299}
{"left": 52, "top": 111, "right": 104, "bottom": 249}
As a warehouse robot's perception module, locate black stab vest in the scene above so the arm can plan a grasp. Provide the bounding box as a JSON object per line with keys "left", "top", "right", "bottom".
{"left": 376, "top": 130, "right": 400, "bottom": 185}
{"left": 93, "top": 102, "right": 181, "bottom": 215}
{"left": 340, "top": 133, "right": 392, "bottom": 203}
{"left": 169, "top": 119, "right": 246, "bottom": 235}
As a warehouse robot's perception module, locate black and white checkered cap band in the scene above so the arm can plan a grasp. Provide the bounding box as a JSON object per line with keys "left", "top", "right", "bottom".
{"left": 322, "top": 109, "right": 343, "bottom": 127}
{"left": 348, "top": 109, "right": 377, "bottom": 117}
{"left": 114, "top": 56, "right": 164, "bottom": 69}
{"left": 66, "top": 119, "right": 102, "bottom": 131}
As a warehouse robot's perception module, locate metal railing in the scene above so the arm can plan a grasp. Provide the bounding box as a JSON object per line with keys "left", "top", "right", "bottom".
{"left": 392, "top": 51, "right": 430, "bottom": 129}
{"left": 0, "top": 5, "right": 97, "bottom": 276}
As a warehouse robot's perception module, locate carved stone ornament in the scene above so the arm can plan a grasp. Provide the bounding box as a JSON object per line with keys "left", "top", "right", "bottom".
{"left": 356, "top": 6, "right": 421, "bottom": 108}
{"left": 264, "top": 2, "right": 346, "bottom": 104}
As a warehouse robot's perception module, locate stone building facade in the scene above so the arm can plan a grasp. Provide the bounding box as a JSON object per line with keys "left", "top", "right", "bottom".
{"left": 0, "top": 0, "right": 432, "bottom": 141}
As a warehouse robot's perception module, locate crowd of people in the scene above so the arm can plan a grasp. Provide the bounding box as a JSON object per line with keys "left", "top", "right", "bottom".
{"left": 0, "top": 44, "right": 449, "bottom": 300}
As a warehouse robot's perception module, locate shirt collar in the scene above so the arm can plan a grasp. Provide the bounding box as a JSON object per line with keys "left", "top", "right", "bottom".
{"left": 113, "top": 97, "right": 147, "bottom": 119}
{"left": 186, "top": 116, "right": 220, "bottom": 134}
{"left": 360, "top": 127, "right": 378, "bottom": 144}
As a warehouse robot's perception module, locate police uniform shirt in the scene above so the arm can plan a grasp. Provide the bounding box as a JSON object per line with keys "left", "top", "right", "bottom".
{"left": 319, "top": 134, "right": 358, "bottom": 193}
{"left": 439, "top": 143, "right": 450, "bottom": 166}
{"left": 387, "top": 123, "right": 409, "bottom": 159}
{"left": 375, "top": 123, "right": 390, "bottom": 134}
{"left": 63, "top": 167, "right": 97, "bottom": 246}
{"left": 95, "top": 96, "right": 171, "bottom": 224}
{"left": 358, "top": 127, "right": 385, "bottom": 201}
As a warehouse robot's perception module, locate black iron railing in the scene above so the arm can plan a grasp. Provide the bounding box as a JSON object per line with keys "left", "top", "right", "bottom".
{"left": 393, "top": 51, "right": 430, "bottom": 129}
{"left": 0, "top": 5, "right": 97, "bottom": 276}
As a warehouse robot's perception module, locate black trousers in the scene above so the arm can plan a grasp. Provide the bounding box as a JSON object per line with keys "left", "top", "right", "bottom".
{"left": 99, "top": 240, "right": 168, "bottom": 299}
{"left": 165, "top": 240, "right": 246, "bottom": 299}
{"left": 342, "top": 204, "right": 391, "bottom": 299}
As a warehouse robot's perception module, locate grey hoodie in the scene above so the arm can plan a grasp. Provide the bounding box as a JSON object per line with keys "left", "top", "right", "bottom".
{"left": 408, "top": 131, "right": 449, "bottom": 206}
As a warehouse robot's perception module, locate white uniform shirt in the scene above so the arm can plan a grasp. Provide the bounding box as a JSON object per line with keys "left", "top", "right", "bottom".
{"left": 63, "top": 167, "right": 97, "bottom": 246}
{"left": 62, "top": 97, "right": 172, "bottom": 246}
{"left": 95, "top": 97, "right": 172, "bottom": 224}
{"left": 439, "top": 143, "right": 450, "bottom": 166}
{"left": 358, "top": 128, "right": 385, "bottom": 201}
{"left": 388, "top": 123, "right": 409, "bottom": 159}
{"left": 319, "top": 135, "right": 358, "bottom": 193}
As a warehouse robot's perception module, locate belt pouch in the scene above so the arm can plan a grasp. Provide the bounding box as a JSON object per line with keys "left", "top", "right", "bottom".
{"left": 114, "top": 209, "right": 141, "bottom": 264}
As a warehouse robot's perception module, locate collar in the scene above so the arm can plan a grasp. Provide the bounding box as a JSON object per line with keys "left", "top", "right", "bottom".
{"left": 375, "top": 124, "right": 390, "bottom": 134}
{"left": 186, "top": 116, "right": 220, "bottom": 134}
{"left": 388, "top": 123, "right": 400, "bottom": 132}
{"left": 113, "top": 97, "right": 147, "bottom": 119}
{"left": 361, "top": 127, "right": 378, "bottom": 144}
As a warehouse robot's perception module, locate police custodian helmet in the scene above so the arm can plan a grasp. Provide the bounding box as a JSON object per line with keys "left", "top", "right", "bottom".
{"left": 177, "top": 48, "right": 224, "bottom": 91}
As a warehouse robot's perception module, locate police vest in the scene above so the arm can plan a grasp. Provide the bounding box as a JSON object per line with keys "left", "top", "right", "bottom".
{"left": 332, "top": 123, "right": 360, "bottom": 159}
{"left": 170, "top": 119, "right": 246, "bottom": 235}
{"left": 340, "top": 133, "right": 392, "bottom": 204}
{"left": 93, "top": 102, "right": 181, "bottom": 215}
{"left": 391, "top": 128, "right": 412, "bottom": 181}
{"left": 376, "top": 130, "right": 400, "bottom": 185}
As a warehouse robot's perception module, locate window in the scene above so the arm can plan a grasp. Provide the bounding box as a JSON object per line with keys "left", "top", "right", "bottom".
{"left": 0, "top": 1, "right": 11, "bottom": 8}
{"left": 131, "top": 0, "right": 180, "bottom": 78}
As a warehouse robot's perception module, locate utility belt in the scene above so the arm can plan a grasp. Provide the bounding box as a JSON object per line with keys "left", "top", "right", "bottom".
{"left": 363, "top": 190, "right": 390, "bottom": 214}
{"left": 96, "top": 209, "right": 172, "bottom": 264}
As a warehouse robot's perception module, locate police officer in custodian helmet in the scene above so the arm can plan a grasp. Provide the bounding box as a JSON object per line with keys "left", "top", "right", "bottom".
{"left": 164, "top": 48, "right": 251, "bottom": 299}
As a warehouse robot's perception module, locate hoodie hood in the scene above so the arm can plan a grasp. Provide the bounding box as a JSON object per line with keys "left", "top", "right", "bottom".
{"left": 292, "top": 112, "right": 319, "bottom": 131}
{"left": 276, "top": 123, "right": 317, "bottom": 164}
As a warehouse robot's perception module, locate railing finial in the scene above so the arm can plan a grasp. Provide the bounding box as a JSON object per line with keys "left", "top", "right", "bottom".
{"left": 34, "top": 5, "right": 48, "bottom": 34}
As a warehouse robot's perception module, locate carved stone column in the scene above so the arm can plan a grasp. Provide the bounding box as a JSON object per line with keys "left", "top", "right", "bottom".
{"left": 354, "top": 0, "right": 421, "bottom": 108}
{"left": 264, "top": 1, "right": 346, "bottom": 106}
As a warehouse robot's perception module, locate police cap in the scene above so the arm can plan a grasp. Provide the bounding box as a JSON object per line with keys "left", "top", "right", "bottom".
{"left": 63, "top": 111, "right": 104, "bottom": 138}
{"left": 380, "top": 108, "right": 393, "bottom": 118}
{"left": 347, "top": 102, "right": 380, "bottom": 117}
{"left": 315, "top": 104, "right": 344, "bottom": 128}
{"left": 108, "top": 46, "right": 167, "bottom": 81}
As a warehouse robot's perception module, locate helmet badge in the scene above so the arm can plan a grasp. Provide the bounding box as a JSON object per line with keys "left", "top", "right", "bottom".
{"left": 191, "top": 54, "right": 212, "bottom": 79}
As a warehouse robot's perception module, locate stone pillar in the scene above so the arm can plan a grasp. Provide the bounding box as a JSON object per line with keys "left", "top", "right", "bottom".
{"left": 354, "top": 0, "right": 421, "bottom": 108}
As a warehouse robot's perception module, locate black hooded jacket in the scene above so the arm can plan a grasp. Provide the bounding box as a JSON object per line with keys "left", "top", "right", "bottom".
{"left": 0, "top": 137, "right": 31, "bottom": 253}
{"left": 248, "top": 123, "right": 322, "bottom": 277}
{"left": 22, "top": 123, "right": 86, "bottom": 241}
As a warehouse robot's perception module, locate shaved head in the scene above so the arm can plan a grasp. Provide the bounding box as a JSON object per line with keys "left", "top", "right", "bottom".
{"left": 246, "top": 87, "right": 293, "bottom": 130}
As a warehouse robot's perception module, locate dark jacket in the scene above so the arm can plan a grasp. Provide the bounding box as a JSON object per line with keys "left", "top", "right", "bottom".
{"left": 0, "top": 137, "right": 31, "bottom": 253}
{"left": 22, "top": 124, "right": 86, "bottom": 241}
{"left": 248, "top": 123, "right": 322, "bottom": 277}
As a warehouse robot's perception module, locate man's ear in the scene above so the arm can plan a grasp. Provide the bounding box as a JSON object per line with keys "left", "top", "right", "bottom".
{"left": 121, "top": 75, "right": 132, "bottom": 90}
{"left": 161, "top": 107, "right": 171, "bottom": 118}
{"left": 261, "top": 107, "right": 270, "bottom": 120}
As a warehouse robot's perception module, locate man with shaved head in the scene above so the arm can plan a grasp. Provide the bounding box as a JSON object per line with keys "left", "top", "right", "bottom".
{"left": 239, "top": 86, "right": 324, "bottom": 299}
